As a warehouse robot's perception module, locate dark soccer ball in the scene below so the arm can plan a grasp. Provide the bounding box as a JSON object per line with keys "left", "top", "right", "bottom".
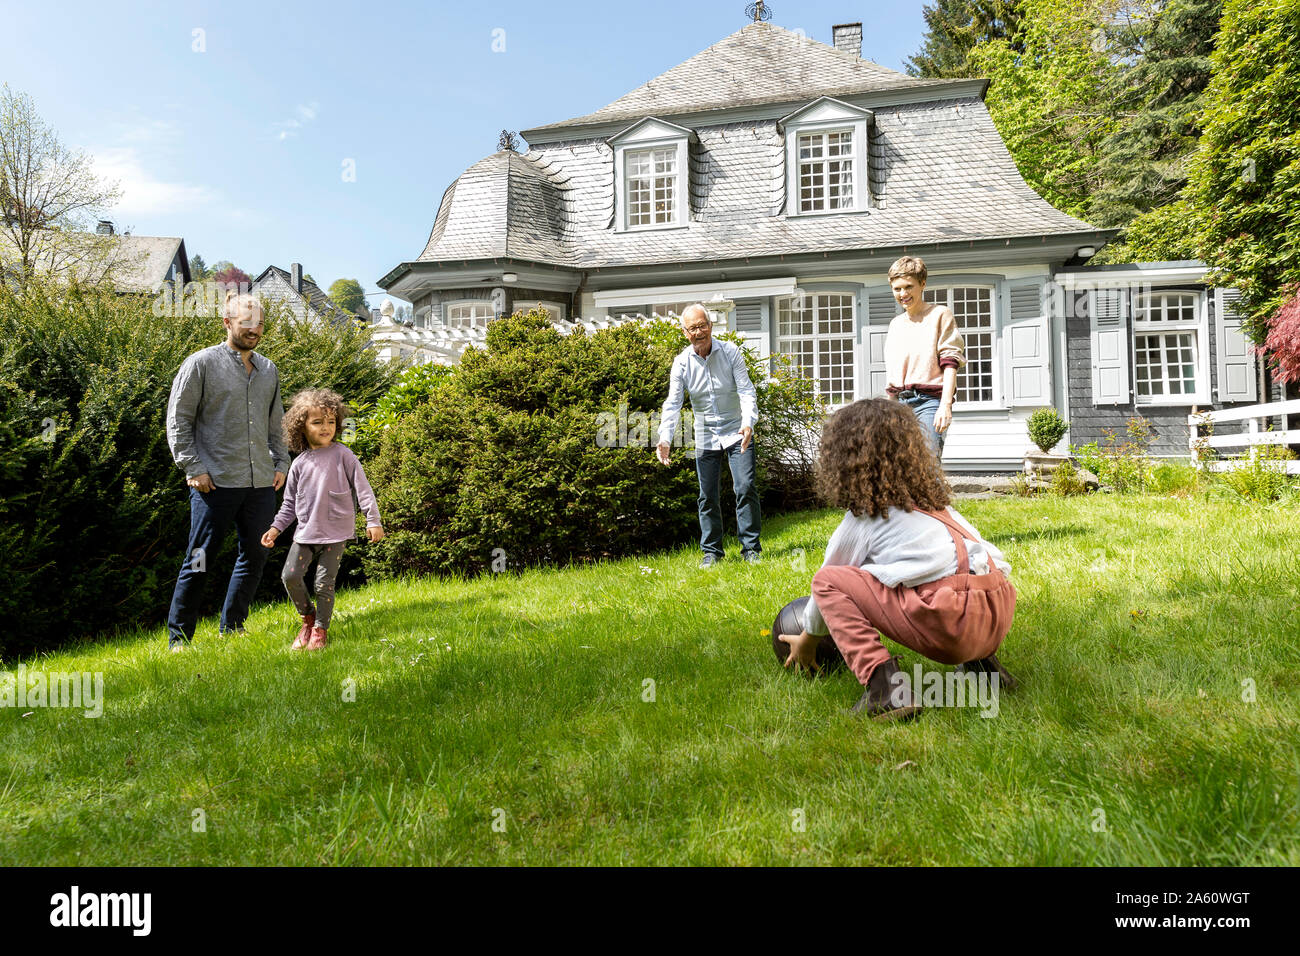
{"left": 771, "top": 596, "right": 845, "bottom": 673}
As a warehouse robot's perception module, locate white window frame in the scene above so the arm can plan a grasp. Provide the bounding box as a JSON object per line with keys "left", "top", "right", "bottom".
{"left": 781, "top": 98, "right": 870, "bottom": 218}
{"left": 922, "top": 284, "right": 1001, "bottom": 410}
{"left": 610, "top": 119, "right": 692, "bottom": 234}
{"left": 608, "top": 301, "right": 696, "bottom": 322}
{"left": 794, "top": 127, "right": 858, "bottom": 214}
{"left": 1132, "top": 290, "right": 1210, "bottom": 406}
{"left": 623, "top": 146, "right": 680, "bottom": 229}
{"left": 774, "top": 291, "right": 859, "bottom": 408}
{"left": 443, "top": 300, "right": 494, "bottom": 330}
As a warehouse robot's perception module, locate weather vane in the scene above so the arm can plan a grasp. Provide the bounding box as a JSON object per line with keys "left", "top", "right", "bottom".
{"left": 746, "top": 2, "right": 772, "bottom": 23}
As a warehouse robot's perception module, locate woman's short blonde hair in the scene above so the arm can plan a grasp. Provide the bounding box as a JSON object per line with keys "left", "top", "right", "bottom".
{"left": 887, "top": 256, "right": 928, "bottom": 286}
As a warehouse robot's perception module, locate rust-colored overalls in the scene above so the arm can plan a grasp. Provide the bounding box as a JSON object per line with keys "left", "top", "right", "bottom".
{"left": 811, "top": 509, "right": 1017, "bottom": 684}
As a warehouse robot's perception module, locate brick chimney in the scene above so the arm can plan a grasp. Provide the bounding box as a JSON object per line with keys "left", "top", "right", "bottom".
{"left": 833, "top": 22, "right": 862, "bottom": 58}
{"left": 290, "top": 262, "right": 303, "bottom": 293}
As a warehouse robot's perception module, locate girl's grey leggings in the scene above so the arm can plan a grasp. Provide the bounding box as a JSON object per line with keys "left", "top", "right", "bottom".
{"left": 282, "top": 540, "right": 347, "bottom": 629}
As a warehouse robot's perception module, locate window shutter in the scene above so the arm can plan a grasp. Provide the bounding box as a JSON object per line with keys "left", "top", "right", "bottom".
{"left": 1089, "top": 288, "right": 1130, "bottom": 405}
{"left": 1004, "top": 280, "right": 1051, "bottom": 405}
{"left": 862, "top": 286, "right": 897, "bottom": 397}
{"left": 1214, "top": 288, "right": 1258, "bottom": 402}
{"left": 732, "top": 297, "right": 770, "bottom": 366}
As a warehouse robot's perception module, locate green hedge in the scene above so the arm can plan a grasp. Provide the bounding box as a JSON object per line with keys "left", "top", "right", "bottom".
{"left": 0, "top": 280, "right": 398, "bottom": 658}
{"left": 361, "top": 309, "right": 825, "bottom": 580}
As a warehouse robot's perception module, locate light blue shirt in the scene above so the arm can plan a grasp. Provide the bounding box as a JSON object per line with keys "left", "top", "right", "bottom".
{"left": 657, "top": 339, "right": 758, "bottom": 452}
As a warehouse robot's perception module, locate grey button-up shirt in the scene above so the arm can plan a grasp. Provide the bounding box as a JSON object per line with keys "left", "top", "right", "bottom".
{"left": 657, "top": 338, "right": 758, "bottom": 452}
{"left": 166, "top": 343, "right": 289, "bottom": 488}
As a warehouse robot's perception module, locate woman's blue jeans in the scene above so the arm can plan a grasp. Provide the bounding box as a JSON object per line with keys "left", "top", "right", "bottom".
{"left": 901, "top": 394, "right": 946, "bottom": 458}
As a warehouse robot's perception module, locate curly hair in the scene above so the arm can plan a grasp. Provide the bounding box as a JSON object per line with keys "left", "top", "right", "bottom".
{"left": 283, "top": 388, "right": 351, "bottom": 454}
{"left": 816, "top": 398, "right": 950, "bottom": 519}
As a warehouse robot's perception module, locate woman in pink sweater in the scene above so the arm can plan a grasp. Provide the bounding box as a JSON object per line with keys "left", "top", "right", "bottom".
{"left": 261, "top": 388, "right": 384, "bottom": 650}
{"left": 883, "top": 255, "right": 965, "bottom": 458}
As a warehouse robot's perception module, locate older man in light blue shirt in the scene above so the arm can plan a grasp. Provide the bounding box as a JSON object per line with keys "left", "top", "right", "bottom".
{"left": 656, "top": 304, "right": 762, "bottom": 568}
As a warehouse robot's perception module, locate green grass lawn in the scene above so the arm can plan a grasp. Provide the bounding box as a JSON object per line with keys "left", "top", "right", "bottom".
{"left": 2, "top": 495, "right": 1298, "bottom": 865}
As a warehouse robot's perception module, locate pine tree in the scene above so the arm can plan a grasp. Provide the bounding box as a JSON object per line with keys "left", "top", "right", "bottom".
{"left": 1089, "top": 0, "right": 1223, "bottom": 230}
{"left": 906, "top": 0, "right": 1025, "bottom": 78}
{"left": 1183, "top": 0, "right": 1300, "bottom": 343}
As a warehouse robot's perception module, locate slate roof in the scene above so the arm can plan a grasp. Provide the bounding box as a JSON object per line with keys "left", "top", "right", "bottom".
{"left": 255, "top": 265, "right": 366, "bottom": 323}
{"left": 406, "top": 24, "right": 1105, "bottom": 276}
{"left": 522, "top": 22, "right": 951, "bottom": 136}
{"left": 0, "top": 231, "right": 187, "bottom": 292}
{"left": 417, "top": 151, "right": 572, "bottom": 266}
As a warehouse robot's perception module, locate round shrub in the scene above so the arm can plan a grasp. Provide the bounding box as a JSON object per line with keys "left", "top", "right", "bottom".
{"left": 361, "top": 308, "right": 826, "bottom": 579}
{"left": 1027, "top": 408, "right": 1069, "bottom": 453}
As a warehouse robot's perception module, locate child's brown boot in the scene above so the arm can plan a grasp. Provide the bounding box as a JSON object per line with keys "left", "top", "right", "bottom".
{"left": 291, "top": 612, "right": 315, "bottom": 650}
{"left": 851, "top": 656, "right": 921, "bottom": 722}
{"left": 958, "top": 653, "right": 1018, "bottom": 692}
{"left": 306, "top": 624, "right": 329, "bottom": 651}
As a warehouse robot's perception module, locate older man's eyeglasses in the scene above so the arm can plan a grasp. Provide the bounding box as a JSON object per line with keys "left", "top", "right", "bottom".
{"left": 683, "top": 321, "right": 710, "bottom": 333}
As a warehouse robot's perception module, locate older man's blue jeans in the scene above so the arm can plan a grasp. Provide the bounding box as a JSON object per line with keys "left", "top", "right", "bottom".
{"left": 166, "top": 486, "right": 277, "bottom": 646}
{"left": 695, "top": 441, "right": 761, "bottom": 558}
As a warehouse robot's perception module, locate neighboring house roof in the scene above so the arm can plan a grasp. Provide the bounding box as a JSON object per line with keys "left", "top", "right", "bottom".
{"left": 254, "top": 265, "right": 366, "bottom": 324}
{"left": 0, "top": 230, "right": 189, "bottom": 293}
{"left": 522, "top": 22, "right": 952, "bottom": 137}
{"left": 107, "top": 236, "right": 189, "bottom": 292}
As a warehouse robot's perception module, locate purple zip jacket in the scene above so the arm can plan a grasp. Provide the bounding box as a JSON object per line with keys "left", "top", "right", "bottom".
{"left": 271, "top": 442, "right": 382, "bottom": 544}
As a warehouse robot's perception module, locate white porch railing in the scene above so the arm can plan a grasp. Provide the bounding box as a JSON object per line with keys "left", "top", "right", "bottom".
{"left": 1188, "top": 399, "right": 1300, "bottom": 474}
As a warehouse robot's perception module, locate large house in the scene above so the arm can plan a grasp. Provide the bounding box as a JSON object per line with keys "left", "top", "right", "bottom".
{"left": 378, "top": 18, "right": 1272, "bottom": 468}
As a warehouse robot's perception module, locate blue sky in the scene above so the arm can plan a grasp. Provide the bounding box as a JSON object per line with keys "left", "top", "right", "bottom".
{"left": 1, "top": 0, "right": 931, "bottom": 304}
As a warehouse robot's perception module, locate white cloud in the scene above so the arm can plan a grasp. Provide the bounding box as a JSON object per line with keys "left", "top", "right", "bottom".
{"left": 90, "top": 147, "right": 215, "bottom": 216}
{"left": 274, "top": 101, "right": 321, "bottom": 141}
{"left": 109, "top": 116, "right": 182, "bottom": 145}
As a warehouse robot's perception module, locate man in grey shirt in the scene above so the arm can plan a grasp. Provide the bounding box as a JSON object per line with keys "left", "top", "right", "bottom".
{"left": 656, "top": 304, "right": 761, "bottom": 568}
{"left": 165, "top": 292, "right": 288, "bottom": 649}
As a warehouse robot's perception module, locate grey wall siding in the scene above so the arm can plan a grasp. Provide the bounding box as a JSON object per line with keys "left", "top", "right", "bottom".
{"left": 1066, "top": 290, "right": 1263, "bottom": 457}
{"left": 255, "top": 273, "right": 311, "bottom": 324}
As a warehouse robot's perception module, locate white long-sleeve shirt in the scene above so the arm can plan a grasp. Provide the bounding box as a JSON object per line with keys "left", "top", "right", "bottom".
{"left": 657, "top": 339, "right": 758, "bottom": 452}
{"left": 802, "top": 506, "right": 1011, "bottom": 635}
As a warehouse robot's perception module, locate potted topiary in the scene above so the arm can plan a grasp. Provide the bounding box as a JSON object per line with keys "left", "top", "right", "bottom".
{"left": 1024, "top": 408, "right": 1070, "bottom": 477}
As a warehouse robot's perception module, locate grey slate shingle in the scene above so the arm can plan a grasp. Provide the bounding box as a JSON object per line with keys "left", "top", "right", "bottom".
{"left": 411, "top": 25, "right": 1103, "bottom": 274}
{"left": 521, "top": 22, "right": 950, "bottom": 136}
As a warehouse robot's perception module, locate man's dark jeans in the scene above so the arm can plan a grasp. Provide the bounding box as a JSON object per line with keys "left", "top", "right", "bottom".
{"left": 695, "top": 441, "right": 761, "bottom": 558}
{"left": 167, "top": 486, "right": 277, "bottom": 646}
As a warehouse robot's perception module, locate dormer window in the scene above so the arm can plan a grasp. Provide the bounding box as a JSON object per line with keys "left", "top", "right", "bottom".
{"left": 609, "top": 117, "right": 695, "bottom": 233}
{"left": 780, "top": 97, "right": 873, "bottom": 217}
{"left": 797, "top": 129, "right": 855, "bottom": 212}
{"left": 626, "top": 146, "right": 678, "bottom": 227}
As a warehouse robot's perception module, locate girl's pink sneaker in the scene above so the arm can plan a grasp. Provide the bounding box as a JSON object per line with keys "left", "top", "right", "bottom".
{"left": 306, "top": 625, "right": 329, "bottom": 651}
{"left": 292, "top": 613, "right": 315, "bottom": 650}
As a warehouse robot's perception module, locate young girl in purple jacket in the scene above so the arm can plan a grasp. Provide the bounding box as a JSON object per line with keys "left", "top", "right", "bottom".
{"left": 261, "top": 388, "right": 384, "bottom": 650}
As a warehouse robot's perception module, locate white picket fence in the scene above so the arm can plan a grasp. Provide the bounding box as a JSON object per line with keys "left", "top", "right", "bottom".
{"left": 1188, "top": 398, "right": 1300, "bottom": 474}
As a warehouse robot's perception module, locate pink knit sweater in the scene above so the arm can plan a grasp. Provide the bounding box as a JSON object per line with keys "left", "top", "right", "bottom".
{"left": 884, "top": 305, "right": 966, "bottom": 396}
